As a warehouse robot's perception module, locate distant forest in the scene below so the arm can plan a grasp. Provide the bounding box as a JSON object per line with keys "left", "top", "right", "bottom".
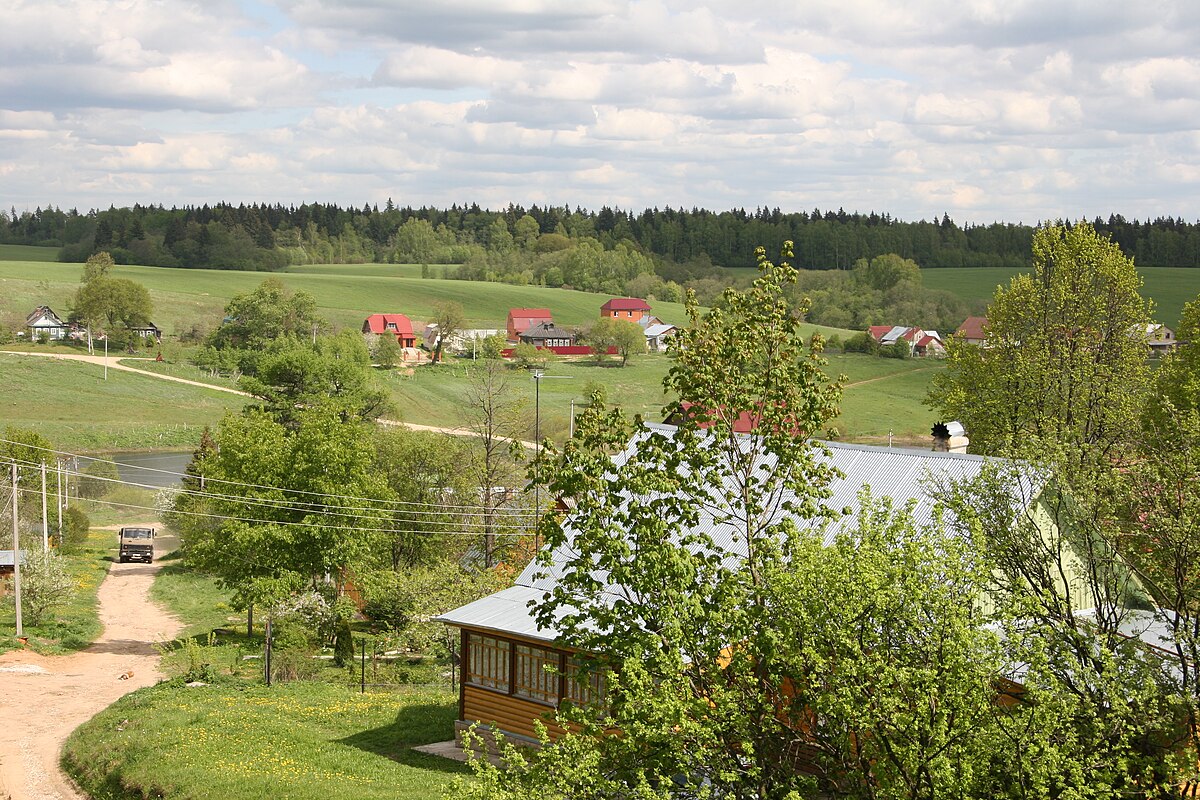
{"left": 5, "top": 202, "right": 1200, "bottom": 276}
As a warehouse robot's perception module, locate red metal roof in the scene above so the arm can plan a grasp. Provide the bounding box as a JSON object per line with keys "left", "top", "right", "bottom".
{"left": 509, "top": 308, "right": 552, "bottom": 319}
{"left": 601, "top": 297, "right": 651, "bottom": 312}
{"left": 363, "top": 313, "right": 415, "bottom": 337}
{"left": 867, "top": 325, "right": 894, "bottom": 341}
{"left": 956, "top": 316, "right": 987, "bottom": 339}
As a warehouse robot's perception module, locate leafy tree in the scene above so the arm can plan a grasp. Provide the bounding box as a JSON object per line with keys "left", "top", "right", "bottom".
{"left": 510, "top": 342, "right": 551, "bottom": 371}
{"left": 852, "top": 252, "right": 921, "bottom": 291}
{"left": 513, "top": 214, "right": 540, "bottom": 249}
{"left": 585, "top": 317, "right": 646, "bottom": 366}
{"left": 70, "top": 275, "right": 152, "bottom": 349}
{"left": 80, "top": 250, "right": 114, "bottom": 283}
{"left": 927, "top": 222, "right": 1151, "bottom": 460}
{"left": 208, "top": 278, "right": 323, "bottom": 353}
{"left": 430, "top": 301, "right": 465, "bottom": 364}
{"left": 239, "top": 332, "right": 391, "bottom": 426}
{"left": 372, "top": 332, "right": 401, "bottom": 368}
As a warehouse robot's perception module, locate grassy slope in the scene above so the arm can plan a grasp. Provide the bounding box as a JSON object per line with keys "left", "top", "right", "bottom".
{"left": 0, "top": 352, "right": 245, "bottom": 450}
{"left": 388, "top": 352, "right": 943, "bottom": 441}
{"left": 62, "top": 682, "right": 467, "bottom": 800}
{"left": 0, "top": 244, "right": 58, "bottom": 262}
{"left": 0, "top": 257, "right": 697, "bottom": 334}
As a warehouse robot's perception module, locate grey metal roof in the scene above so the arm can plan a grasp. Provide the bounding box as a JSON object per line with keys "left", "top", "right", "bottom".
{"left": 441, "top": 423, "right": 1042, "bottom": 641}
{"left": 643, "top": 324, "right": 676, "bottom": 337}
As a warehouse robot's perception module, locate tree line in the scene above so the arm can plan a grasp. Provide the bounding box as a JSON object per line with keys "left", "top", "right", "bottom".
{"left": 7, "top": 202, "right": 1200, "bottom": 274}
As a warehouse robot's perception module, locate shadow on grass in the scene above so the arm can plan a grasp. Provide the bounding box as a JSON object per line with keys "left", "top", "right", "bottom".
{"left": 337, "top": 701, "right": 469, "bottom": 775}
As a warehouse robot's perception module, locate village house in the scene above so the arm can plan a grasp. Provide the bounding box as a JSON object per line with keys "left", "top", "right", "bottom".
{"left": 519, "top": 321, "right": 577, "bottom": 348}
{"left": 437, "top": 423, "right": 1094, "bottom": 748}
{"left": 362, "top": 313, "right": 416, "bottom": 348}
{"left": 866, "top": 325, "right": 944, "bottom": 356}
{"left": 956, "top": 316, "right": 988, "bottom": 346}
{"left": 643, "top": 323, "right": 677, "bottom": 353}
{"left": 25, "top": 306, "right": 68, "bottom": 340}
{"left": 600, "top": 297, "right": 651, "bottom": 322}
{"left": 1144, "top": 323, "right": 1177, "bottom": 354}
{"left": 423, "top": 325, "right": 502, "bottom": 354}
{"left": 507, "top": 308, "right": 553, "bottom": 342}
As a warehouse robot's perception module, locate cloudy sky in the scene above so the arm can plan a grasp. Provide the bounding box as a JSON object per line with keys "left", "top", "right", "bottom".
{"left": 3, "top": 0, "right": 1200, "bottom": 224}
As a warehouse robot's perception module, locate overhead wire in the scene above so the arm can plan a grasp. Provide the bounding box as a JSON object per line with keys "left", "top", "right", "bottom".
{"left": 7, "top": 484, "right": 532, "bottom": 538}
{"left": 3, "top": 454, "right": 534, "bottom": 528}
{"left": 0, "top": 438, "right": 539, "bottom": 515}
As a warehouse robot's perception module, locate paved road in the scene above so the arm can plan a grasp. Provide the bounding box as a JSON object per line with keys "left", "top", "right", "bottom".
{"left": 0, "top": 531, "right": 182, "bottom": 800}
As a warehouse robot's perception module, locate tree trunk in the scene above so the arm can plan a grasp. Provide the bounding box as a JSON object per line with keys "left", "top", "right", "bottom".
{"left": 247, "top": 603, "right": 254, "bottom": 637}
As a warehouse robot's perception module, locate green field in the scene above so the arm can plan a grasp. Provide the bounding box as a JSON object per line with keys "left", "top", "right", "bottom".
{"left": 0, "top": 244, "right": 58, "bottom": 262}
{"left": 0, "top": 353, "right": 244, "bottom": 450}
{"left": 0, "top": 254, "right": 695, "bottom": 336}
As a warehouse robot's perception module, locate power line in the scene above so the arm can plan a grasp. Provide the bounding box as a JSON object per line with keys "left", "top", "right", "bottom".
{"left": 0, "top": 438, "right": 534, "bottom": 515}
{"left": 3, "top": 456, "right": 533, "bottom": 527}
{"left": 8, "top": 485, "right": 531, "bottom": 538}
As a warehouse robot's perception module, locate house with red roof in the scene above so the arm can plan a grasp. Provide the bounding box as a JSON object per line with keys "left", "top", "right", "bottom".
{"left": 867, "top": 325, "right": 944, "bottom": 357}
{"left": 601, "top": 297, "right": 652, "bottom": 323}
{"left": 362, "top": 313, "right": 416, "bottom": 348}
{"left": 956, "top": 316, "right": 988, "bottom": 346}
{"left": 507, "top": 308, "right": 553, "bottom": 342}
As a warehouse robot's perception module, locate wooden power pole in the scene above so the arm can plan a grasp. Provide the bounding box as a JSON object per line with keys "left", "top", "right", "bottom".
{"left": 11, "top": 462, "right": 23, "bottom": 638}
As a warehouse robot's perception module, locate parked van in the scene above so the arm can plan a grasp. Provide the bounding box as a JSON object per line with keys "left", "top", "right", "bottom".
{"left": 118, "top": 527, "right": 154, "bottom": 563}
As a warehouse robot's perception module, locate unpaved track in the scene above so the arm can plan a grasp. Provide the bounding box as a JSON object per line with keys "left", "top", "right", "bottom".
{"left": 0, "top": 534, "right": 182, "bottom": 800}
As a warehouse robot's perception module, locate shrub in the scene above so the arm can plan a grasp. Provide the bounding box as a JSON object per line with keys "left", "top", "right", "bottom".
{"left": 20, "top": 549, "right": 75, "bottom": 625}
{"left": 842, "top": 331, "right": 879, "bottom": 355}
{"left": 271, "top": 648, "right": 320, "bottom": 683}
{"left": 60, "top": 506, "right": 91, "bottom": 550}
{"left": 825, "top": 333, "right": 842, "bottom": 353}
{"left": 270, "top": 616, "right": 316, "bottom": 652}
{"left": 882, "top": 340, "right": 911, "bottom": 359}
{"left": 333, "top": 619, "right": 354, "bottom": 667}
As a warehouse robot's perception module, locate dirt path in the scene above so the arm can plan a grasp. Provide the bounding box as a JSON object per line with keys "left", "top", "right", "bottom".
{"left": 841, "top": 366, "right": 938, "bottom": 389}
{"left": 0, "top": 350, "right": 250, "bottom": 396}
{"left": 0, "top": 533, "right": 182, "bottom": 800}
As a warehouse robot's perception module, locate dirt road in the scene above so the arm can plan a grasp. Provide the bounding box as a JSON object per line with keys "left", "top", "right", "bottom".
{"left": 0, "top": 533, "right": 182, "bottom": 800}
{"left": 0, "top": 351, "right": 250, "bottom": 396}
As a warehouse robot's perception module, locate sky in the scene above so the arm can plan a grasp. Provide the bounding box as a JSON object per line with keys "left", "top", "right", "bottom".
{"left": 3, "top": 0, "right": 1200, "bottom": 224}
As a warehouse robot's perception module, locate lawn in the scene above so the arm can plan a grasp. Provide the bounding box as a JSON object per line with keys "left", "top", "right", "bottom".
{"left": 0, "top": 352, "right": 245, "bottom": 451}
{"left": 149, "top": 557, "right": 239, "bottom": 640}
{"left": 62, "top": 681, "right": 468, "bottom": 800}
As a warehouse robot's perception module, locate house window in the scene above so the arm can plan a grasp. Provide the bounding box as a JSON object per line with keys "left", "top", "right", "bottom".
{"left": 514, "top": 644, "right": 559, "bottom": 704}
{"left": 564, "top": 657, "right": 606, "bottom": 707}
{"left": 467, "top": 634, "right": 510, "bottom": 690}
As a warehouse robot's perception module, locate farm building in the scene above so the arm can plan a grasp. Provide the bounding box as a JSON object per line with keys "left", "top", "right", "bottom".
{"left": 423, "top": 325, "right": 502, "bottom": 354}
{"left": 362, "top": 313, "right": 417, "bottom": 347}
{"left": 507, "top": 308, "right": 553, "bottom": 342}
{"left": 519, "top": 321, "right": 576, "bottom": 348}
{"left": 25, "top": 306, "right": 68, "bottom": 340}
{"left": 1144, "top": 323, "right": 1177, "bottom": 354}
{"left": 956, "top": 316, "right": 988, "bottom": 346}
{"left": 600, "top": 297, "right": 651, "bottom": 322}
{"left": 867, "top": 325, "right": 943, "bottom": 356}
{"left": 643, "top": 323, "right": 677, "bottom": 352}
{"left": 437, "top": 423, "right": 1094, "bottom": 747}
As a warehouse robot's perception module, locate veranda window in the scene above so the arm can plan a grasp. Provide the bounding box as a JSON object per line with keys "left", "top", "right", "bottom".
{"left": 467, "top": 634, "right": 510, "bottom": 690}
{"left": 514, "top": 644, "right": 559, "bottom": 704}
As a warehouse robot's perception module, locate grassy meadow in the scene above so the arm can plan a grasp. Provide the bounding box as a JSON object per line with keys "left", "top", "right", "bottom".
{"left": 0, "top": 352, "right": 244, "bottom": 451}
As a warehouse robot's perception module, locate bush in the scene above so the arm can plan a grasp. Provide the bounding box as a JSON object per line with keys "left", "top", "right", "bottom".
{"left": 20, "top": 549, "right": 75, "bottom": 625}
{"left": 271, "top": 648, "right": 320, "bottom": 683}
{"left": 270, "top": 616, "right": 316, "bottom": 652}
{"left": 333, "top": 619, "right": 354, "bottom": 667}
{"left": 882, "top": 340, "right": 911, "bottom": 359}
{"left": 825, "top": 333, "right": 842, "bottom": 353}
{"left": 77, "top": 460, "right": 120, "bottom": 499}
{"left": 60, "top": 506, "right": 91, "bottom": 550}
{"left": 843, "top": 331, "right": 880, "bottom": 354}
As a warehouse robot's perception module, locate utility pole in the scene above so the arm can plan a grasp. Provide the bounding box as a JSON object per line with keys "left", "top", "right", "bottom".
{"left": 11, "top": 462, "right": 23, "bottom": 638}
{"left": 104, "top": 336, "right": 108, "bottom": 381}
{"left": 40, "top": 462, "right": 48, "bottom": 552}
{"left": 55, "top": 461, "right": 62, "bottom": 541}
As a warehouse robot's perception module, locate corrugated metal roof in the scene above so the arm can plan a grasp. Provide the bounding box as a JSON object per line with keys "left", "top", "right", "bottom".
{"left": 443, "top": 423, "right": 1041, "bottom": 639}
{"left": 0, "top": 550, "right": 28, "bottom": 567}
{"left": 643, "top": 324, "right": 675, "bottom": 337}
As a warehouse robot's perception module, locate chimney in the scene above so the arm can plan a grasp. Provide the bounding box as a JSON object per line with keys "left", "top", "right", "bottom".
{"left": 932, "top": 421, "right": 969, "bottom": 454}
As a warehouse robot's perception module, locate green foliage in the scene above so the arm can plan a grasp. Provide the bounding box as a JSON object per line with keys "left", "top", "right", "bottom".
{"left": 70, "top": 274, "right": 153, "bottom": 335}
{"left": 510, "top": 342, "right": 551, "bottom": 370}
{"left": 430, "top": 301, "right": 465, "bottom": 364}
{"left": 333, "top": 619, "right": 354, "bottom": 667}
{"left": 80, "top": 251, "right": 114, "bottom": 283}
{"left": 841, "top": 330, "right": 879, "bottom": 354}
{"left": 60, "top": 506, "right": 91, "bottom": 550}
{"left": 372, "top": 331, "right": 402, "bottom": 368}
{"left": 19, "top": 549, "right": 75, "bottom": 625}
{"left": 927, "top": 222, "right": 1152, "bottom": 457}
{"left": 479, "top": 333, "right": 507, "bottom": 360}
{"left": 208, "top": 278, "right": 324, "bottom": 353}
{"left": 882, "top": 338, "right": 911, "bottom": 359}
{"left": 852, "top": 252, "right": 922, "bottom": 291}
{"left": 586, "top": 317, "right": 645, "bottom": 366}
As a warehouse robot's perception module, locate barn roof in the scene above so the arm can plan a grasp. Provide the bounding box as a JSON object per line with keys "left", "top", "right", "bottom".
{"left": 363, "top": 313, "right": 415, "bottom": 336}
{"left": 957, "top": 316, "right": 988, "bottom": 339}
